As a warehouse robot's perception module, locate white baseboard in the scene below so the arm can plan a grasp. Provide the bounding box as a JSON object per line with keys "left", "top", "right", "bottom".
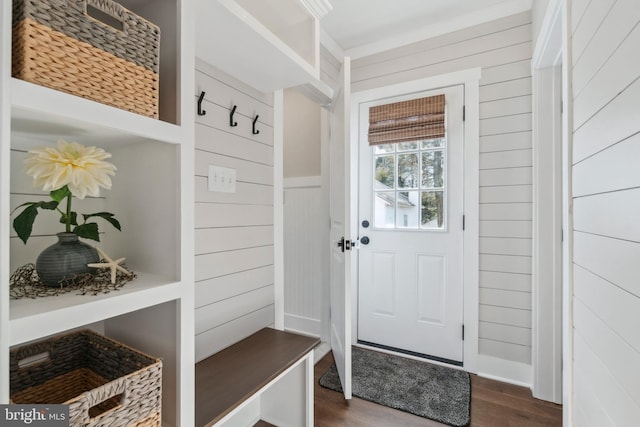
{"left": 477, "top": 354, "right": 532, "bottom": 388}
{"left": 284, "top": 313, "right": 321, "bottom": 338}
{"left": 314, "top": 342, "right": 331, "bottom": 363}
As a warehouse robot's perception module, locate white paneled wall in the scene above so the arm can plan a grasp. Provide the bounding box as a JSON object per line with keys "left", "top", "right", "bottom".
{"left": 283, "top": 179, "right": 324, "bottom": 336}
{"left": 194, "top": 59, "right": 275, "bottom": 362}
{"left": 352, "top": 12, "right": 533, "bottom": 367}
{"left": 571, "top": 0, "right": 640, "bottom": 424}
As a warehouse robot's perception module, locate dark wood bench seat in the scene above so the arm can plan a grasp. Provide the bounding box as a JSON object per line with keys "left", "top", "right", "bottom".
{"left": 195, "top": 328, "right": 320, "bottom": 426}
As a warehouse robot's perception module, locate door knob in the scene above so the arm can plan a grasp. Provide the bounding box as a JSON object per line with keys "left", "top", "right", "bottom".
{"left": 360, "top": 236, "right": 370, "bottom": 245}
{"left": 362, "top": 220, "right": 370, "bottom": 228}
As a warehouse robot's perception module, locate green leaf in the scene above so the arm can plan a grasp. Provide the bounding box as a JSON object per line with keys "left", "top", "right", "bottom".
{"left": 13, "top": 205, "right": 39, "bottom": 244}
{"left": 83, "top": 212, "right": 121, "bottom": 231}
{"left": 60, "top": 211, "right": 78, "bottom": 226}
{"left": 50, "top": 186, "right": 71, "bottom": 203}
{"left": 74, "top": 223, "right": 100, "bottom": 241}
{"left": 12, "top": 201, "right": 60, "bottom": 244}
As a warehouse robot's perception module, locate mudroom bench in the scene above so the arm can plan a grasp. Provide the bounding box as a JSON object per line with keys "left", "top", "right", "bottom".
{"left": 195, "top": 328, "right": 320, "bottom": 426}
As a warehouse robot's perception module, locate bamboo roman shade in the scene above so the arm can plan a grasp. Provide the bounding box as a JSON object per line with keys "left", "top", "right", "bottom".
{"left": 368, "top": 94, "right": 445, "bottom": 145}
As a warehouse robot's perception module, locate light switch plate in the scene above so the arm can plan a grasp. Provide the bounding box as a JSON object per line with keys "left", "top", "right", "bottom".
{"left": 208, "top": 165, "right": 236, "bottom": 193}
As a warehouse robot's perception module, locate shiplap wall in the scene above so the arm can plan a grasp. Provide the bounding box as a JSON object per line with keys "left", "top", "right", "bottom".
{"left": 352, "top": 12, "right": 533, "bottom": 366}
{"left": 194, "top": 59, "right": 275, "bottom": 362}
{"left": 570, "top": 0, "right": 640, "bottom": 424}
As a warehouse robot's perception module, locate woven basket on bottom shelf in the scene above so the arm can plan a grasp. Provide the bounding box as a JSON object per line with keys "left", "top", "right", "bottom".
{"left": 12, "top": 0, "right": 160, "bottom": 119}
{"left": 10, "top": 330, "right": 162, "bottom": 427}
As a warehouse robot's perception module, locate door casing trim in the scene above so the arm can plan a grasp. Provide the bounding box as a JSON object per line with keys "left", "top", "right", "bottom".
{"left": 349, "top": 67, "right": 481, "bottom": 373}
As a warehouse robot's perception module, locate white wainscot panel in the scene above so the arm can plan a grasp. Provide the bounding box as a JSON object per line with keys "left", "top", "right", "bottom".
{"left": 416, "top": 254, "right": 445, "bottom": 325}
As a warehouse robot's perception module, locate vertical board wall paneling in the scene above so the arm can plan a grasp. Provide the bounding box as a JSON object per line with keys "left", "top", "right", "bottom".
{"left": 352, "top": 11, "right": 533, "bottom": 367}
{"left": 194, "top": 59, "right": 275, "bottom": 362}
{"left": 571, "top": 0, "right": 640, "bottom": 424}
{"left": 283, "top": 183, "right": 324, "bottom": 336}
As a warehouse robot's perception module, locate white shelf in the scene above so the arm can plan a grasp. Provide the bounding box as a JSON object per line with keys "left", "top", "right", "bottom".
{"left": 10, "top": 272, "right": 182, "bottom": 346}
{"left": 11, "top": 78, "right": 182, "bottom": 150}
{"left": 196, "top": 0, "right": 320, "bottom": 92}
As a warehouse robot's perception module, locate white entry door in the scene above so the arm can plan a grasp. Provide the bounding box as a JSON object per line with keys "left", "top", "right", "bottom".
{"left": 329, "top": 57, "right": 352, "bottom": 398}
{"left": 357, "top": 85, "right": 465, "bottom": 364}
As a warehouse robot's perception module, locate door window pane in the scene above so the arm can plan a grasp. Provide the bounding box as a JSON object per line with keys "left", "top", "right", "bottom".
{"left": 374, "top": 192, "right": 395, "bottom": 228}
{"left": 375, "top": 155, "right": 395, "bottom": 189}
{"left": 421, "top": 138, "right": 444, "bottom": 149}
{"left": 397, "top": 141, "right": 418, "bottom": 151}
{"left": 397, "top": 191, "right": 419, "bottom": 228}
{"left": 370, "top": 111, "right": 447, "bottom": 231}
{"left": 421, "top": 150, "right": 444, "bottom": 188}
{"left": 397, "top": 153, "right": 419, "bottom": 189}
{"left": 375, "top": 144, "right": 394, "bottom": 154}
{"left": 421, "top": 191, "right": 445, "bottom": 229}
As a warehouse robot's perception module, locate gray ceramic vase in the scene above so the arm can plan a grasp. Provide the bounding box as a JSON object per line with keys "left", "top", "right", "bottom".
{"left": 36, "top": 232, "right": 100, "bottom": 287}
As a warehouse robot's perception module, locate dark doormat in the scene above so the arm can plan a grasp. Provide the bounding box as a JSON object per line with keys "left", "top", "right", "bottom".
{"left": 319, "top": 347, "right": 470, "bottom": 427}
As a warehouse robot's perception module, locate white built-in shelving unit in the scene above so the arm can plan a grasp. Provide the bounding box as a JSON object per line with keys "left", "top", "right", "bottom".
{"left": 0, "top": 1, "right": 195, "bottom": 425}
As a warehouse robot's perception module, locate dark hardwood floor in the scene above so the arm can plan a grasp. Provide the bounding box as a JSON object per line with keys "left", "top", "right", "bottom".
{"left": 314, "top": 352, "right": 562, "bottom": 427}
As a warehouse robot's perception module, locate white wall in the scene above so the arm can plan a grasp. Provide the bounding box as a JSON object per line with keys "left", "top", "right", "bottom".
{"left": 570, "top": 0, "right": 640, "bottom": 424}
{"left": 352, "top": 12, "right": 533, "bottom": 373}
{"left": 194, "top": 59, "right": 275, "bottom": 362}
{"left": 532, "top": 0, "right": 552, "bottom": 50}
{"left": 283, "top": 89, "right": 321, "bottom": 178}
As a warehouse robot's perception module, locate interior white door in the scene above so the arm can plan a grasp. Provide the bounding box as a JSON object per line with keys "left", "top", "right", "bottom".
{"left": 329, "top": 57, "right": 352, "bottom": 399}
{"left": 357, "top": 85, "right": 465, "bottom": 364}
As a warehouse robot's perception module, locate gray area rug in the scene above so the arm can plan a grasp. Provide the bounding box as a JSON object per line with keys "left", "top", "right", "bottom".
{"left": 319, "top": 347, "right": 470, "bottom": 426}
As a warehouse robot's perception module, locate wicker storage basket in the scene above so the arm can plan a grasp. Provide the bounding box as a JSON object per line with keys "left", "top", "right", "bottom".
{"left": 10, "top": 330, "right": 162, "bottom": 427}
{"left": 12, "top": 0, "right": 160, "bottom": 119}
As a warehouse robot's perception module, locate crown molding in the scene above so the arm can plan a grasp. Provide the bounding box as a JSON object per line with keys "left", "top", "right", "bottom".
{"left": 344, "top": 0, "right": 532, "bottom": 59}
{"left": 300, "top": 0, "right": 333, "bottom": 19}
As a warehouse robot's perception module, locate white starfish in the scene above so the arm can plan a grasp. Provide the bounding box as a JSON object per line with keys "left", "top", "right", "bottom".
{"left": 87, "top": 247, "right": 132, "bottom": 284}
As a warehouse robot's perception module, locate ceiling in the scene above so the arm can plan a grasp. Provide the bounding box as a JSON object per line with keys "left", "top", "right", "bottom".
{"left": 319, "top": 0, "right": 532, "bottom": 58}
